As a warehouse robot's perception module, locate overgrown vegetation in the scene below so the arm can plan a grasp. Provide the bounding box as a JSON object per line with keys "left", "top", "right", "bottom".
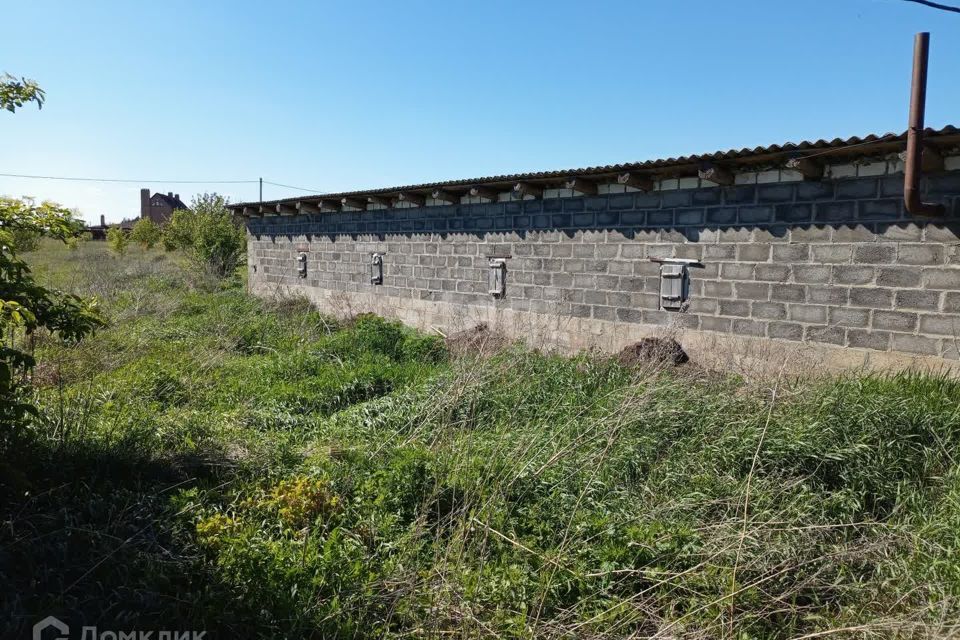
{"left": 0, "top": 198, "right": 102, "bottom": 433}
{"left": 130, "top": 217, "right": 162, "bottom": 249}
{"left": 106, "top": 225, "right": 129, "bottom": 255}
{"left": 162, "top": 192, "right": 245, "bottom": 277}
{"left": 2, "top": 240, "right": 960, "bottom": 638}
{"left": 1, "top": 82, "right": 103, "bottom": 436}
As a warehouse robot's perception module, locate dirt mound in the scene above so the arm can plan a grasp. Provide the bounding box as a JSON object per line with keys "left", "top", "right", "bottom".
{"left": 617, "top": 337, "right": 689, "bottom": 367}
{"left": 445, "top": 323, "right": 510, "bottom": 358}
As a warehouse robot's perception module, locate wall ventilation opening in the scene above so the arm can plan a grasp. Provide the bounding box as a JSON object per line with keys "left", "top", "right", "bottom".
{"left": 370, "top": 253, "right": 384, "bottom": 285}
{"left": 296, "top": 252, "right": 307, "bottom": 278}
{"left": 650, "top": 258, "right": 702, "bottom": 311}
{"left": 488, "top": 257, "right": 509, "bottom": 298}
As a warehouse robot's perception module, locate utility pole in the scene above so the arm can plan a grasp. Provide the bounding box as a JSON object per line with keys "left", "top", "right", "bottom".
{"left": 903, "top": 32, "right": 945, "bottom": 216}
{"left": 259, "top": 177, "right": 263, "bottom": 203}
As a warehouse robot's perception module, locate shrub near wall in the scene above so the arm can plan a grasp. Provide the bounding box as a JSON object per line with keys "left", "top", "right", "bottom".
{"left": 164, "top": 193, "right": 245, "bottom": 278}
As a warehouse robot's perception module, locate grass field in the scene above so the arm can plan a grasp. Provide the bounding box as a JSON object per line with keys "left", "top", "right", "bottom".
{"left": 3, "top": 240, "right": 960, "bottom": 638}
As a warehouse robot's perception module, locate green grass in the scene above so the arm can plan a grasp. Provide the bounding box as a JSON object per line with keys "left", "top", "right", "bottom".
{"left": 2, "top": 240, "right": 959, "bottom": 638}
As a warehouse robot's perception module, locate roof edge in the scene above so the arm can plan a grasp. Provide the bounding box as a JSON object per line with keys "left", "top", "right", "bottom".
{"left": 231, "top": 126, "right": 960, "bottom": 211}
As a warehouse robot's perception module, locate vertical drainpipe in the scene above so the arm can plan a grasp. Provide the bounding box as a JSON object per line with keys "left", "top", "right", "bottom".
{"left": 904, "top": 32, "right": 945, "bottom": 217}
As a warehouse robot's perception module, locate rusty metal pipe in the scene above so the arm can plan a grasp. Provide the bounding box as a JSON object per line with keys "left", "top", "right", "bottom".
{"left": 904, "top": 32, "right": 945, "bottom": 217}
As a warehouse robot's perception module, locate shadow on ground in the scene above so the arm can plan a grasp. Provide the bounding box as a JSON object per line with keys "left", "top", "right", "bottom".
{"left": 0, "top": 438, "right": 265, "bottom": 638}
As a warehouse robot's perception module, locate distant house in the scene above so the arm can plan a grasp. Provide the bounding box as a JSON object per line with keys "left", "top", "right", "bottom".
{"left": 85, "top": 188, "right": 188, "bottom": 239}
{"left": 140, "top": 188, "right": 188, "bottom": 224}
{"left": 85, "top": 214, "right": 135, "bottom": 239}
{"left": 86, "top": 214, "right": 109, "bottom": 240}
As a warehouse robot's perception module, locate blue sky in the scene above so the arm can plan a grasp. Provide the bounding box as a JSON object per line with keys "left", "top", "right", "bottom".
{"left": 1, "top": 0, "right": 958, "bottom": 223}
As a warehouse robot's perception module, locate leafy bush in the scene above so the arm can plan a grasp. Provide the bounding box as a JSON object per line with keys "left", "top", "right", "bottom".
{"left": 65, "top": 232, "right": 89, "bottom": 250}
{"left": 163, "top": 193, "right": 244, "bottom": 278}
{"left": 161, "top": 209, "right": 192, "bottom": 252}
{"left": 106, "top": 226, "right": 129, "bottom": 255}
{"left": 400, "top": 332, "right": 447, "bottom": 364}
{"left": 11, "top": 226, "right": 40, "bottom": 253}
{"left": 351, "top": 313, "right": 405, "bottom": 358}
{"left": 0, "top": 198, "right": 102, "bottom": 434}
{"left": 0, "top": 84, "right": 101, "bottom": 439}
{"left": 130, "top": 217, "right": 161, "bottom": 249}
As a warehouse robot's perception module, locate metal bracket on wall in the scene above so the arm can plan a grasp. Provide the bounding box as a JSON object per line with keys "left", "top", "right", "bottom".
{"left": 370, "top": 253, "right": 385, "bottom": 285}
{"left": 649, "top": 258, "right": 703, "bottom": 311}
{"left": 487, "top": 256, "right": 510, "bottom": 298}
{"left": 296, "top": 252, "right": 308, "bottom": 278}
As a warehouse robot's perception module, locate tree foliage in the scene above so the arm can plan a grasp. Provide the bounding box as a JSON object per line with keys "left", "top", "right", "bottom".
{"left": 106, "top": 226, "right": 129, "bottom": 255}
{"left": 130, "top": 218, "right": 161, "bottom": 249}
{"left": 163, "top": 193, "right": 245, "bottom": 278}
{"left": 0, "top": 197, "right": 103, "bottom": 430}
{"left": 11, "top": 226, "right": 40, "bottom": 253}
{"left": 0, "top": 73, "right": 45, "bottom": 112}
{"left": 162, "top": 209, "right": 194, "bottom": 252}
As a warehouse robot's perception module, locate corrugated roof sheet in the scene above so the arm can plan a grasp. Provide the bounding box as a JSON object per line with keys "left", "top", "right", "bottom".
{"left": 232, "top": 125, "right": 960, "bottom": 209}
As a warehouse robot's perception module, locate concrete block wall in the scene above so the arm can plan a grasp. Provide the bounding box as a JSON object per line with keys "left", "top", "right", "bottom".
{"left": 246, "top": 168, "right": 960, "bottom": 368}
